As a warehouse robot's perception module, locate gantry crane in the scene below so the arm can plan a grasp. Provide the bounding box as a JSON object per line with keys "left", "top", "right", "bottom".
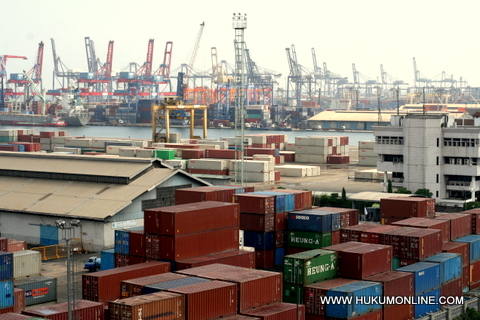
{"left": 85, "top": 37, "right": 99, "bottom": 74}
{"left": 185, "top": 22, "right": 205, "bottom": 89}
{"left": 152, "top": 41, "right": 174, "bottom": 94}
{"left": 50, "top": 38, "right": 79, "bottom": 90}
{"left": 0, "top": 54, "right": 27, "bottom": 108}
{"left": 23, "top": 69, "right": 46, "bottom": 115}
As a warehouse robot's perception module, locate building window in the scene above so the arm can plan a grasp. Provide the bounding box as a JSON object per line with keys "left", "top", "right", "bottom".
{"left": 436, "top": 157, "right": 439, "bottom": 165}
{"left": 437, "top": 138, "right": 439, "bottom": 147}
{"left": 436, "top": 191, "right": 439, "bottom": 198}
{"left": 436, "top": 174, "right": 439, "bottom": 183}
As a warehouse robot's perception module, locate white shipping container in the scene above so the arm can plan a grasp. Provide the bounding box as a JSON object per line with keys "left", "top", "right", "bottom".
{"left": 295, "top": 153, "right": 328, "bottom": 164}
{"left": 343, "top": 145, "right": 350, "bottom": 155}
{"left": 50, "top": 136, "right": 69, "bottom": 144}
{"left": 40, "top": 144, "right": 51, "bottom": 151}
{"left": 119, "top": 147, "right": 138, "bottom": 157}
{"left": 0, "top": 129, "right": 15, "bottom": 137}
{"left": 105, "top": 145, "right": 123, "bottom": 155}
{"left": 188, "top": 159, "right": 229, "bottom": 170}
{"left": 156, "top": 132, "right": 181, "bottom": 143}
{"left": 128, "top": 140, "right": 149, "bottom": 148}
{"left": 53, "top": 147, "right": 81, "bottom": 154}
{"left": 296, "top": 136, "right": 328, "bottom": 147}
{"left": 92, "top": 139, "right": 118, "bottom": 149}
{"left": 357, "top": 156, "right": 378, "bottom": 167}
{"left": 39, "top": 138, "right": 51, "bottom": 144}
{"left": 285, "top": 143, "right": 296, "bottom": 151}
{"left": 252, "top": 154, "right": 275, "bottom": 161}
{"left": 359, "top": 148, "right": 376, "bottom": 157}
{"left": 13, "top": 250, "right": 42, "bottom": 279}
{"left": 65, "top": 138, "right": 92, "bottom": 148}
{"left": 279, "top": 142, "right": 285, "bottom": 151}
{"left": 197, "top": 144, "right": 220, "bottom": 150}
{"left": 197, "top": 140, "right": 228, "bottom": 149}
{"left": 229, "top": 171, "right": 270, "bottom": 182}
{"left": 244, "top": 135, "right": 267, "bottom": 145}
{"left": 229, "top": 160, "right": 274, "bottom": 173}
{"left": 295, "top": 145, "right": 331, "bottom": 155}
{"left": 354, "top": 169, "right": 379, "bottom": 180}
{"left": 136, "top": 149, "right": 153, "bottom": 158}
{"left": 163, "top": 159, "right": 188, "bottom": 170}
{"left": 220, "top": 137, "right": 252, "bottom": 146}
{"left": 275, "top": 165, "right": 307, "bottom": 177}
{"left": 51, "top": 144, "right": 65, "bottom": 149}
{"left": 359, "top": 140, "right": 375, "bottom": 149}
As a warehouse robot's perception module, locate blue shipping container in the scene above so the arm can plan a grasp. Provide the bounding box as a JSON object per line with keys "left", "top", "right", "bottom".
{"left": 143, "top": 277, "right": 211, "bottom": 294}
{"left": 424, "top": 253, "right": 462, "bottom": 284}
{"left": 313, "top": 211, "right": 341, "bottom": 231}
{"left": 215, "top": 185, "right": 246, "bottom": 194}
{"left": 252, "top": 192, "right": 286, "bottom": 213}
{"left": 255, "top": 192, "right": 295, "bottom": 212}
{"left": 288, "top": 211, "right": 332, "bottom": 232}
{"left": 397, "top": 262, "right": 440, "bottom": 295}
{"left": 114, "top": 230, "right": 130, "bottom": 255}
{"left": 0, "top": 252, "right": 13, "bottom": 281}
{"left": 100, "top": 249, "right": 115, "bottom": 271}
{"left": 454, "top": 235, "right": 480, "bottom": 263}
{"left": 326, "top": 281, "right": 382, "bottom": 318}
{"left": 0, "top": 280, "right": 14, "bottom": 309}
{"left": 414, "top": 288, "right": 441, "bottom": 318}
{"left": 275, "top": 247, "right": 285, "bottom": 266}
{"left": 244, "top": 231, "right": 275, "bottom": 250}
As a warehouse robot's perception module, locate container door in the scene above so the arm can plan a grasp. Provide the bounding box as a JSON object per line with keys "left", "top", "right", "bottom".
{"left": 40, "top": 225, "right": 59, "bottom": 245}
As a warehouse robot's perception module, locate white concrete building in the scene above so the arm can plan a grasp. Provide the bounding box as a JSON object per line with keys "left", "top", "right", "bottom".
{"left": 0, "top": 152, "right": 210, "bottom": 252}
{"left": 373, "top": 113, "right": 480, "bottom": 206}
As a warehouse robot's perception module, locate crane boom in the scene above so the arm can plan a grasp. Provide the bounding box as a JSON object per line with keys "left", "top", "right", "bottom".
{"left": 187, "top": 22, "right": 205, "bottom": 79}
{"left": 23, "top": 70, "right": 46, "bottom": 115}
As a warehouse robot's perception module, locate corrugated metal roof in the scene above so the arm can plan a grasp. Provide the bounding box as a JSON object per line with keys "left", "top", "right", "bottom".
{"left": 348, "top": 191, "right": 414, "bottom": 202}
{"left": 307, "top": 110, "right": 398, "bottom": 122}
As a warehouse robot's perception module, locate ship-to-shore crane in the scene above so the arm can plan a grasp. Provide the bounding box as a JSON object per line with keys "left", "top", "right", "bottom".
{"left": 0, "top": 54, "right": 27, "bottom": 108}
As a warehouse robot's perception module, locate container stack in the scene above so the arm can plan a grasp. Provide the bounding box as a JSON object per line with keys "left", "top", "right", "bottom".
{"left": 0, "top": 252, "right": 14, "bottom": 313}
{"left": 442, "top": 241, "right": 470, "bottom": 292}
{"left": 294, "top": 136, "right": 349, "bottom": 164}
{"left": 174, "top": 186, "right": 250, "bottom": 205}
{"left": 357, "top": 140, "right": 377, "bottom": 166}
{"left": 423, "top": 252, "right": 463, "bottom": 305}
{"left": 454, "top": 234, "right": 480, "bottom": 290}
{"left": 14, "top": 276, "right": 57, "bottom": 307}
{"left": 274, "top": 165, "right": 321, "bottom": 177}
{"left": 392, "top": 217, "right": 450, "bottom": 243}
{"left": 434, "top": 212, "right": 471, "bottom": 240}
{"left": 459, "top": 208, "right": 480, "bottom": 235}
{"left": 187, "top": 159, "right": 229, "bottom": 175}
{"left": 113, "top": 226, "right": 146, "bottom": 268}
{"left": 380, "top": 197, "right": 436, "bottom": 225}
{"left": 22, "top": 300, "right": 104, "bottom": 319}
{"left": 229, "top": 159, "right": 276, "bottom": 183}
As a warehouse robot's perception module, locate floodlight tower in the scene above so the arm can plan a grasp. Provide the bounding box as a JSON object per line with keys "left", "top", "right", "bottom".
{"left": 233, "top": 13, "right": 247, "bottom": 185}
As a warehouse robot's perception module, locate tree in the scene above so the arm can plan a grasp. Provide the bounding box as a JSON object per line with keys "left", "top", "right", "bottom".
{"left": 463, "top": 201, "right": 480, "bottom": 211}
{"left": 341, "top": 188, "right": 347, "bottom": 202}
{"left": 395, "top": 187, "right": 411, "bottom": 194}
{"left": 414, "top": 188, "right": 433, "bottom": 198}
{"left": 387, "top": 180, "right": 393, "bottom": 193}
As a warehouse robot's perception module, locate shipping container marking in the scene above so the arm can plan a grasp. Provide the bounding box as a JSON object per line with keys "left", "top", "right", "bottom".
{"left": 25, "top": 287, "right": 49, "bottom": 297}
{"left": 307, "top": 262, "right": 336, "bottom": 276}
{"left": 290, "top": 236, "right": 322, "bottom": 245}
{"left": 112, "top": 220, "right": 137, "bottom": 229}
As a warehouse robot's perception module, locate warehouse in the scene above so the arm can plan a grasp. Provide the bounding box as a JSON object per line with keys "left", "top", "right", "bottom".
{"left": 306, "top": 110, "right": 395, "bottom": 131}
{"left": 0, "top": 152, "right": 210, "bottom": 252}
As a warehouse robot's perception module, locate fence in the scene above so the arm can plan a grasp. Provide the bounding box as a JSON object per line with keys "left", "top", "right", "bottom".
{"left": 30, "top": 238, "right": 83, "bottom": 260}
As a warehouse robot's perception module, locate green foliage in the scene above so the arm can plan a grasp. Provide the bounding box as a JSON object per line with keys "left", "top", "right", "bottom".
{"left": 454, "top": 307, "right": 480, "bottom": 320}
{"left": 276, "top": 187, "right": 286, "bottom": 189}
{"left": 313, "top": 192, "right": 352, "bottom": 208}
{"left": 414, "top": 188, "right": 433, "bottom": 198}
{"left": 387, "top": 180, "right": 393, "bottom": 193}
{"left": 395, "top": 187, "right": 412, "bottom": 194}
{"left": 464, "top": 202, "right": 480, "bottom": 211}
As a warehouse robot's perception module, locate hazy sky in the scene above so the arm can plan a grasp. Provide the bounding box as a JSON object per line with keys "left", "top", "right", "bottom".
{"left": 3, "top": 0, "right": 479, "bottom": 92}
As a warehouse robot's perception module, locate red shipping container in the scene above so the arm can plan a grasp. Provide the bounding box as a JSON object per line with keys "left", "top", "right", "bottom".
{"left": 114, "top": 254, "right": 145, "bottom": 268}
{"left": 82, "top": 261, "right": 171, "bottom": 304}
{"left": 379, "top": 227, "right": 442, "bottom": 260}
{"left": 471, "top": 260, "right": 480, "bottom": 284}
{"left": 0, "top": 309, "right": 14, "bottom": 316}
{"left": 177, "top": 264, "right": 282, "bottom": 311}
{"left": 440, "top": 278, "right": 463, "bottom": 304}
{"left": 274, "top": 171, "right": 281, "bottom": 181}
{"left": 22, "top": 300, "right": 104, "bottom": 320}
{"left": 13, "top": 288, "right": 25, "bottom": 314}
{"left": 340, "top": 224, "right": 379, "bottom": 243}
{"left": 244, "top": 186, "right": 255, "bottom": 193}
{"left": 359, "top": 225, "right": 400, "bottom": 244}
{"left": 324, "top": 242, "right": 392, "bottom": 279}
{"left": 187, "top": 168, "right": 229, "bottom": 175}
{"left": 364, "top": 271, "right": 414, "bottom": 299}
{"left": 331, "top": 230, "right": 341, "bottom": 245}
{"left": 434, "top": 212, "right": 471, "bottom": 240}
{"left": 205, "top": 149, "right": 241, "bottom": 159}
{"left": 304, "top": 278, "right": 359, "bottom": 315}
{"left": 463, "top": 265, "right": 470, "bottom": 290}
{"left": 275, "top": 212, "right": 287, "bottom": 230}
{"left": 255, "top": 250, "right": 275, "bottom": 269}
{"left": 167, "top": 280, "right": 237, "bottom": 320}
{"left": 128, "top": 229, "right": 145, "bottom": 257}
{"left": 443, "top": 241, "right": 469, "bottom": 266}
{"left": 460, "top": 209, "right": 480, "bottom": 234}
{"left": 0, "top": 313, "right": 32, "bottom": 319}
{"left": 181, "top": 148, "right": 204, "bottom": 159}
{"left": 108, "top": 291, "right": 184, "bottom": 320}
{"left": 7, "top": 240, "right": 26, "bottom": 252}
{"left": 0, "top": 146, "right": 19, "bottom": 152}
{"left": 326, "top": 155, "right": 350, "bottom": 164}
{"left": 121, "top": 273, "right": 188, "bottom": 298}
{"left": 241, "top": 302, "right": 305, "bottom": 320}
{"left": 241, "top": 213, "right": 274, "bottom": 232}
{"left": 471, "top": 279, "right": 480, "bottom": 290}
{"left": 380, "top": 197, "right": 435, "bottom": 218}
{"left": 176, "top": 250, "right": 255, "bottom": 270}
{"left": 0, "top": 239, "right": 7, "bottom": 252}
{"left": 279, "top": 151, "right": 295, "bottom": 163}
{"left": 275, "top": 231, "right": 285, "bottom": 248}
{"left": 340, "top": 136, "right": 349, "bottom": 146}
{"left": 145, "top": 201, "right": 239, "bottom": 236}
{"left": 286, "top": 247, "right": 309, "bottom": 255}
{"left": 381, "top": 216, "right": 408, "bottom": 225}
{"left": 159, "top": 227, "right": 239, "bottom": 260}
{"left": 39, "top": 131, "right": 55, "bottom": 138}
{"left": 144, "top": 233, "right": 161, "bottom": 259}
{"left": 175, "top": 187, "right": 234, "bottom": 205}
{"left": 393, "top": 217, "right": 450, "bottom": 243}
{"left": 383, "top": 304, "right": 414, "bottom": 320}
{"left": 233, "top": 194, "right": 275, "bottom": 214}
{"left": 245, "top": 148, "right": 277, "bottom": 157}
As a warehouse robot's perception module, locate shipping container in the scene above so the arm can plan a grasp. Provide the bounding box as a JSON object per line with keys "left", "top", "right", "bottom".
{"left": 325, "top": 281, "right": 382, "bottom": 318}
{"left": 324, "top": 242, "right": 392, "bottom": 279}
{"left": 176, "top": 264, "right": 282, "bottom": 311}
{"left": 364, "top": 271, "right": 414, "bottom": 300}
{"left": 175, "top": 187, "right": 237, "bottom": 204}
{"left": 143, "top": 277, "right": 211, "bottom": 294}
{"left": 254, "top": 250, "right": 275, "bottom": 269}
{"left": 14, "top": 276, "right": 56, "bottom": 306}
{"left": 380, "top": 197, "right": 435, "bottom": 218}
{"left": 0, "top": 253, "right": 13, "bottom": 281}
{"left": 22, "top": 300, "right": 104, "bottom": 320}
{"left": 82, "top": 261, "right": 171, "bottom": 304}
{"left": 392, "top": 217, "right": 450, "bottom": 243}
{"left": 0, "top": 280, "right": 13, "bottom": 309}
{"left": 271, "top": 189, "right": 311, "bottom": 211}
{"left": 218, "top": 315, "right": 260, "bottom": 320}
{"left": 13, "top": 288, "right": 25, "bottom": 314}
{"left": 0, "top": 240, "right": 7, "bottom": 252}
{"left": 454, "top": 235, "right": 480, "bottom": 263}
{"left": 108, "top": 291, "right": 184, "bottom": 320}
{"left": 159, "top": 227, "right": 239, "bottom": 260}
{"left": 414, "top": 288, "right": 440, "bottom": 318}
{"left": 243, "top": 231, "right": 275, "bottom": 251}
{"left": 434, "top": 213, "right": 471, "bottom": 240}
{"left": 233, "top": 194, "right": 275, "bottom": 215}
{"left": 144, "top": 201, "right": 239, "bottom": 236}
{"left": 288, "top": 211, "right": 332, "bottom": 233}
{"left": 241, "top": 302, "right": 305, "bottom": 320}
{"left": 359, "top": 225, "right": 400, "bottom": 244}
{"left": 340, "top": 224, "right": 378, "bottom": 243}
{"left": 0, "top": 314, "right": 35, "bottom": 320}
{"left": 287, "top": 230, "right": 331, "bottom": 249}
{"left": 13, "top": 251, "right": 41, "bottom": 279}
{"left": 459, "top": 209, "right": 480, "bottom": 234}
{"left": 316, "top": 207, "right": 359, "bottom": 227}
{"left": 253, "top": 192, "right": 295, "bottom": 213}
{"left": 383, "top": 304, "right": 414, "bottom": 320}
{"left": 283, "top": 249, "right": 337, "bottom": 285}
{"left": 274, "top": 212, "right": 287, "bottom": 231}
{"left": 176, "top": 249, "right": 255, "bottom": 270}
{"left": 7, "top": 240, "right": 26, "bottom": 253}
{"left": 440, "top": 278, "right": 463, "bottom": 304}
{"left": 167, "top": 280, "right": 237, "bottom": 320}
{"left": 100, "top": 249, "right": 115, "bottom": 271}
{"left": 120, "top": 273, "right": 188, "bottom": 298}
{"left": 144, "top": 234, "right": 161, "bottom": 260}
{"left": 379, "top": 227, "right": 442, "bottom": 260}
{"left": 397, "top": 262, "right": 441, "bottom": 295}
{"left": 240, "top": 213, "right": 275, "bottom": 232}
{"left": 304, "top": 278, "right": 358, "bottom": 315}
{"left": 423, "top": 253, "right": 462, "bottom": 284}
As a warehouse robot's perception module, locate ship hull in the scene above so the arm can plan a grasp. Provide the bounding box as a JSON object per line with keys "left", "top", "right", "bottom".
{"left": 0, "top": 113, "right": 89, "bottom": 127}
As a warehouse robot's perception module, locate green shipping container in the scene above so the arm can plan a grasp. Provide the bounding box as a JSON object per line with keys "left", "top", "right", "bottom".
{"left": 246, "top": 114, "right": 262, "bottom": 119}
{"left": 392, "top": 257, "right": 400, "bottom": 270}
{"left": 287, "top": 230, "right": 332, "bottom": 249}
{"left": 154, "top": 149, "right": 176, "bottom": 160}
{"left": 0, "top": 137, "right": 15, "bottom": 142}
{"left": 283, "top": 249, "right": 337, "bottom": 285}
{"left": 283, "top": 282, "right": 304, "bottom": 304}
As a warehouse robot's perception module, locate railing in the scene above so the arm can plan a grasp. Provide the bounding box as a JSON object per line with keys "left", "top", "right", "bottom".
{"left": 30, "top": 238, "right": 83, "bottom": 260}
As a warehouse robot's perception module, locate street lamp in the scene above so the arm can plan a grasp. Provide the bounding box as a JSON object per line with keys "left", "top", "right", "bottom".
{"left": 56, "top": 219, "right": 81, "bottom": 320}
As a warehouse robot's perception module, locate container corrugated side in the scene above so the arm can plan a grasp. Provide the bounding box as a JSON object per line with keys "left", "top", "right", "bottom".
{"left": 460, "top": 209, "right": 480, "bottom": 234}
{"left": 233, "top": 194, "right": 275, "bottom": 214}
{"left": 22, "top": 299, "right": 104, "bottom": 320}
{"left": 440, "top": 278, "right": 463, "bottom": 304}
{"left": 243, "top": 231, "right": 275, "bottom": 251}
{"left": 108, "top": 291, "right": 185, "bottom": 320}
{"left": 175, "top": 250, "right": 255, "bottom": 270}
{"left": 0, "top": 253, "right": 13, "bottom": 281}
{"left": 287, "top": 230, "right": 331, "bottom": 249}
{"left": 304, "top": 278, "right": 359, "bottom": 315}
{"left": 424, "top": 253, "right": 462, "bottom": 284}
{"left": 271, "top": 189, "right": 304, "bottom": 210}
{"left": 364, "top": 271, "right": 414, "bottom": 302}
{"left": 0, "top": 280, "right": 14, "bottom": 309}
{"left": 454, "top": 235, "right": 480, "bottom": 263}
{"left": 100, "top": 249, "right": 115, "bottom": 271}
{"left": 176, "top": 263, "right": 282, "bottom": 312}
{"left": 283, "top": 249, "right": 337, "bottom": 285}
{"left": 326, "top": 281, "right": 382, "bottom": 318}
{"left": 251, "top": 192, "right": 286, "bottom": 213}
{"left": 288, "top": 211, "right": 332, "bottom": 233}
{"left": 414, "top": 288, "right": 440, "bottom": 318}
{"left": 241, "top": 302, "right": 305, "bottom": 320}
{"left": 240, "top": 213, "right": 274, "bottom": 232}
{"left": 397, "top": 262, "right": 441, "bottom": 295}
{"left": 114, "top": 229, "right": 130, "bottom": 255}
{"left": 434, "top": 213, "right": 471, "bottom": 240}
{"left": 383, "top": 304, "right": 414, "bottom": 320}
{"left": 13, "top": 288, "right": 25, "bottom": 314}
{"left": 13, "top": 251, "right": 41, "bottom": 280}
{"left": 143, "top": 277, "right": 211, "bottom": 294}
{"left": 167, "top": 280, "right": 237, "bottom": 320}
{"left": 14, "top": 276, "right": 57, "bottom": 306}
{"left": 0, "top": 314, "right": 34, "bottom": 320}
{"left": 340, "top": 224, "right": 378, "bottom": 242}
{"left": 359, "top": 225, "right": 401, "bottom": 244}
{"left": 82, "top": 261, "right": 171, "bottom": 304}
{"left": 121, "top": 273, "right": 188, "bottom": 298}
